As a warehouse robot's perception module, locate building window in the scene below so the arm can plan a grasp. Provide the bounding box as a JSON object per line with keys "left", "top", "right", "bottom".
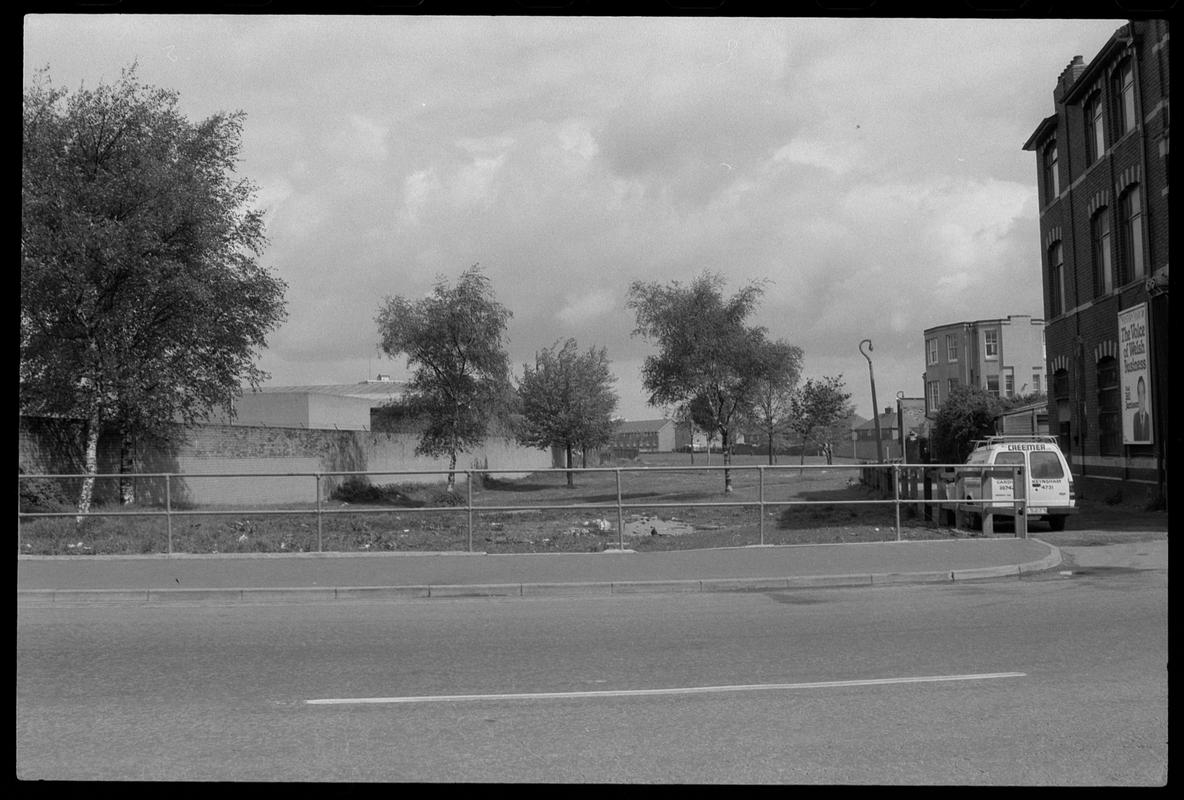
{"left": 946, "top": 334, "right": 958, "bottom": 361}
{"left": 1048, "top": 240, "right": 1065, "bottom": 317}
{"left": 1098, "top": 357, "right": 1121, "bottom": 456}
{"left": 1091, "top": 209, "right": 1113, "bottom": 296}
{"left": 927, "top": 338, "right": 938, "bottom": 366}
{"left": 1032, "top": 373, "right": 1041, "bottom": 394}
{"left": 1043, "top": 141, "right": 1060, "bottom": 201}
{"left": 986, "top": 374, "right": 1000, "bottom": 395}
{"left": 1118, "top": 185, "right": 1145, "bottom": 284}
{"left": 1085, "top": 92, "right": 1105, "bottom": 164}
{"left": 1004, "top": 370, "right": 1015, "bottom": 398}
{"left": 948, "top": 378, "right": 958, "bottom": 396}
{"left": 1113, "top": 60, "right": 1136, "bottom": 138}
{"left": 927, "top": 381, "right": 940, "bottom": 414}
{"left": 984, "top": 329, "right": 999, "bottom": 359}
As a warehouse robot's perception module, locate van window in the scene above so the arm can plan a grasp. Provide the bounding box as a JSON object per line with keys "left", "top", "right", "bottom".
{"left": 994, "top": 452, "right": 1025, "bottom": 466}
{"left": 967, "top": 450, "right": 989, "bottom": 465}
{"left": 1030, "top": 451, "right": 1065, "bottom": 479}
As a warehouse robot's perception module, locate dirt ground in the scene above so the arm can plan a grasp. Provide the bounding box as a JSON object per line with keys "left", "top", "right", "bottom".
{"left": 18, "top": 454, "right": 1168, "bottom": 556}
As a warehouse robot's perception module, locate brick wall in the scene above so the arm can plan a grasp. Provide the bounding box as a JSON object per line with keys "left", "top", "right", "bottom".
{"left": 1026, "top": 20, "right": 1169, "bottom": 504}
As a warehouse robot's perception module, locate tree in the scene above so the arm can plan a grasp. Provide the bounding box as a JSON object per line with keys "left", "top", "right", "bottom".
{"left": 788, "top": 376, "right": 854, "bottom": 467}
{"left": 745, "top": 342, "right": 804, "bottom": 464}
{"left": 930, "top": 384, "right": 1004, "bottom": 464}
{"left": 375, "top": 265, "right": 513, "bottom": 491}
{"left": 516, "top": 339, "right": 619, "bottom": 487}
{"left": 627, "top": 271, "right": 794, "bottom": 492}
{"left": 21, "top": 66, "right": 288, "bottom": 515}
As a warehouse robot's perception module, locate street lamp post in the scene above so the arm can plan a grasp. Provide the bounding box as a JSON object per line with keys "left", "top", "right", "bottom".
{"left": 860, "top": 339, "right": 884, "bottom": 464}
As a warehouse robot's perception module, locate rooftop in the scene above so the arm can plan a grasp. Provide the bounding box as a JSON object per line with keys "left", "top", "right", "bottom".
{"left": 614, "top": 418, "right": 674, "bottom": 433}
{"left": 243, "top": 381, "right": 407, "bottom": 400}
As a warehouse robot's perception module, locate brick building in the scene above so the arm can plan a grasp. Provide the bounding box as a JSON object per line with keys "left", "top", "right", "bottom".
{"left": 1022, "top": 19, "right": 1169, "bottom": 504}
{"left": 922, "top": 315, "right": 1046, "bottom": 415}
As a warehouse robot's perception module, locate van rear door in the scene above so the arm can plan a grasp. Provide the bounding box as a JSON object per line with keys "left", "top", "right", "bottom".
{"left": 1027, "top": 449, "right": 1069, "bottom": 514}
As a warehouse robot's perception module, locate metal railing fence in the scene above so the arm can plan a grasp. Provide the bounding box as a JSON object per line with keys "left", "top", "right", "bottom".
{"left": 17, "top": 462, "right": 1028, "bottom": 555}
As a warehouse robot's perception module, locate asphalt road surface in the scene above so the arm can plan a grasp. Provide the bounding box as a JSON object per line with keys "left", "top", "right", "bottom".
{"left": 17, "top": 564, "right": 1167, "bottom": 784}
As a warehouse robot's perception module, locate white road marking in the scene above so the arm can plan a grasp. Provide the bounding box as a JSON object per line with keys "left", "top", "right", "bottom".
{"left": 306, "top": 672, "right": 1026, "bottom": 705}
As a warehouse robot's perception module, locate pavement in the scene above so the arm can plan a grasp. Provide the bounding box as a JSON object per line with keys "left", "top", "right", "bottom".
{"left": 17, "top": 537, "right": 1076, "bottom": 604}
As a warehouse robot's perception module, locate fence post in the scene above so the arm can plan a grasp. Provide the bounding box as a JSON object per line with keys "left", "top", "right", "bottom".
{"left": 759, "top": 466, "right": 766, "bottom": 546}
{"left": 165, "top": 474, "right": 173, "bottom": 556}
{"left": 893, "top": 463, "right": 901, "bottom": 541}
{"left": 467, "top": 470, "right": 474, "bottom": 553}
{"left": 615, "top": 468, "right": 624, "bottom": 550}
{"left": 315, "top": 473, "right": 323, "bottom": 553}
{"left": 923, "top": 468, "right": 933, "bottom": 522}
{"left": 1014, "top": 465, "right": 1028, "bottom": 539}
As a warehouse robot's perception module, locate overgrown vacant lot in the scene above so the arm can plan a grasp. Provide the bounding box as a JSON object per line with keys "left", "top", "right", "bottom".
{"left": 18, "top": 454, "right": 1163, "bottom": 556}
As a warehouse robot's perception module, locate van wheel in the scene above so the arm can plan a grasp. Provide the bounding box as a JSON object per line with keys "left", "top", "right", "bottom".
{"left": 1047, "top": 516, "right": 1066, "bottom": 532}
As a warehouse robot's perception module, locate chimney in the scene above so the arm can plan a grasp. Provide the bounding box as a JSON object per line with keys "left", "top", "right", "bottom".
{"left": 1054, "top": 55, "right": 1086, "bottom": 103}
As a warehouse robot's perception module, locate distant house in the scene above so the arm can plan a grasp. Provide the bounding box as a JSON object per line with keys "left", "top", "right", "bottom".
{"left": 853, "top": 402, "right": 930, "bottom": 462}
{"left": 228, "top": 378, "right": 406, "bottom": 431}
{"left": 612, "top": 418, "right": 676, "bottom": 453}
{"left": 853, "top": 407, "right": 901, "bottom": 462}
{"left": 671, "top": 421, "right": 750, "bottom": 452}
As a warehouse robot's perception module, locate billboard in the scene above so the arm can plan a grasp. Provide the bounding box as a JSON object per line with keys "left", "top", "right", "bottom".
{"left": 1119, "top": 303, "right": 1153, "bottom": 445}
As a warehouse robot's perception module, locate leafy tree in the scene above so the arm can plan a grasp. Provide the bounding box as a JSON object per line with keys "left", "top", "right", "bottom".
{"left": 745, "top": 342, "right": 804, "bottom": 464}
{"left": 375, "top": 265, "right": 513, "bottom": 491}
{"left": 21, "top": 65, "right": 288, "bottom": 515}
{"left": 627, "top": 271, "right": 794, "bottom": 492}
{"left": 930, "top": 384, "right": 1004, "bottom": 464}
{"left": 788, "top": 376, "right": 854, "bottom": 466}
{"left": 516, "top": 339, "right": 619, "bottom": 487}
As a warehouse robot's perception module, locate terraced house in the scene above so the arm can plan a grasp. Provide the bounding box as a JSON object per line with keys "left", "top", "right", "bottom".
{"left": 1022, "top": 19, "right": 1169, "bottom": 505}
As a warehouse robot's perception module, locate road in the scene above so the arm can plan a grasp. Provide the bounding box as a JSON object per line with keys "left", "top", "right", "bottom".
{"left": 17, "top": 563, "right": 1167, "bottom": 784}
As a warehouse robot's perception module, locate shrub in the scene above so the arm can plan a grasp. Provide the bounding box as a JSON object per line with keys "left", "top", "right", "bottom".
{"left": 930, "top": 385, "right": 1004, "bottom": 464}
{"left": 330, "top": 476, "right": 387, "bottom": 503}
{"left": 430, "top": 488, "right": 466, "bottom": 506}
{"left": 19, "top": 469, "right": 73, "bottom": 513}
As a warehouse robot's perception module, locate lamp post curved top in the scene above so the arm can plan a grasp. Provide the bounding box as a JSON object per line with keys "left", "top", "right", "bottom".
{"left": 859, "top": 339, "right": 884, "bottom": 464}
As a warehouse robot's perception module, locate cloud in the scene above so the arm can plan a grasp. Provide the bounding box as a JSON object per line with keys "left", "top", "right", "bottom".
{"left": 773, "top": 138, "right": 860, "bottom": 175}
{"left": 23, "top": 15, "right": 1129, "bottom": 420}
{"left": 326, "top": 114, "right": 390, "bottom": 162}
{"left": 555, "top": 289, "right": 616, "bottom": 327}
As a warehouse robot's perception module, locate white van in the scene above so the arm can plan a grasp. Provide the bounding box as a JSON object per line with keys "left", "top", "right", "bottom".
{"left": 947, "top": 435, "right": 1077, "bottom": 531}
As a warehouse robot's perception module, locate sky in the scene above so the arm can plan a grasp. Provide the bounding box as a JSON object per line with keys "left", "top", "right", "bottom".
{"left": 22, "top": 13, "right": 1130, "bottom": 421}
